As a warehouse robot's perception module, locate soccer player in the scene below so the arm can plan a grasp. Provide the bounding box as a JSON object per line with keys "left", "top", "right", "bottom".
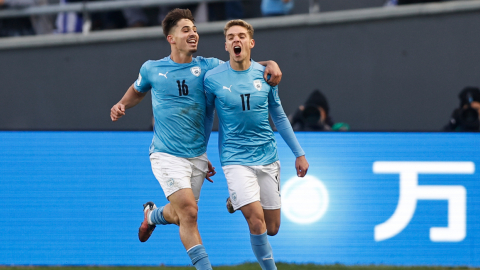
{"left": 203, "top": 19, "right": 309, "bottom": 270}
{"left": 110, "top": 9, "right": 282, "bottom": 270}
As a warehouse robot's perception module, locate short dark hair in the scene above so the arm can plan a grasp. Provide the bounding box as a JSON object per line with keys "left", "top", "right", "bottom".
{"left": 162, "top": 8, "right": 195, "bottom": 37}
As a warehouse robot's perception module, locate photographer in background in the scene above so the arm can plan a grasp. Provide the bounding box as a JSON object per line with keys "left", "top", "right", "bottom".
{"left": 443, "top": 87, "right": 480, "bottom": 132}
{"left": 289, "top": 89, "right": 349, "bottom": 131}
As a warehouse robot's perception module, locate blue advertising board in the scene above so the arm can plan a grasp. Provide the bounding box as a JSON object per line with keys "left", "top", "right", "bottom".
{"left": 0, "top": 132, "right": 479, "bottom": 266}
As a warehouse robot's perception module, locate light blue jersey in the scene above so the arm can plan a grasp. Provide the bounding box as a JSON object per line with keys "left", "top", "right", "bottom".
{"left": 134, "top": 56, "right": 222, "bottom": 158}
{"left": 204, "top": 60, "right": 304, "bottom": 166}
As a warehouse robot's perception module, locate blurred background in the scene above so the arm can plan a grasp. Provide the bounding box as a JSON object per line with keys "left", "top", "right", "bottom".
{"left": 1, "top": 0, "right": 480, "bottom": 131}
{"left": 1, "top": 0, "right": 479, "bottom": 267}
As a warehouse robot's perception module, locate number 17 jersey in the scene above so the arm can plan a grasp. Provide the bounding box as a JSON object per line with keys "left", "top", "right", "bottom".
{"left": 134, "top": 56, "right": 222, "bottom": 158}
{"left": 204, "top": 60, "right": 283, "bottom": 166}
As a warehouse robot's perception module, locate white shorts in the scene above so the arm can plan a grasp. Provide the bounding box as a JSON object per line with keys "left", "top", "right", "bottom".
{"left": 150, "top": 152, "right": 208, "bottom": 201}
{"left": 222, "top": 161, "right": 281, "bottom": 211}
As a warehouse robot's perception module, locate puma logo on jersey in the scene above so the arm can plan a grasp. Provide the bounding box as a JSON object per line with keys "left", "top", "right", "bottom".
{"left": 223, "top": 85, "right": 232, "bottom": 92}
{"left": 158, "top": 72, "right": 168, "bottom": 79}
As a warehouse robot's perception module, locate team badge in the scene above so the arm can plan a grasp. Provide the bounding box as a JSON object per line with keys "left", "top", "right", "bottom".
{"left": 136, "top": 73, "right": 142, "bottom": 86}
{"left": 253, "top": 80, "right": 262, "bottom": 91}
{"left": 191, "top": 66, "right": 201, "bottom": 77}
{"left": 167, "top": 178, "right": 175, "bottom": 187}
{"left": 232, "top": 192, "right": 237, "bottom": 202}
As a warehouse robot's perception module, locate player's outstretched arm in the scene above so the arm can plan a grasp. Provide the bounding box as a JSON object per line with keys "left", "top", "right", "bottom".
{"left": 258, "top": 60, "right": 282, "bottom": 87}
{"left": 295, "top": 155, "right": 309, "bottom": 177}
{"left": 110, "top": 84, "right": 147, "bottom": 121}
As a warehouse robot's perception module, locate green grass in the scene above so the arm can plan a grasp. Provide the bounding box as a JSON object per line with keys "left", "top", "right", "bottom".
{"left": 0, "top": 264, "right": 478, "bottom": 270}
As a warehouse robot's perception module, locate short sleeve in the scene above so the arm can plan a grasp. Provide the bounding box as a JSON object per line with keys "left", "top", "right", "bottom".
{"left": 133, "top": 62, "right": 151, "bottom": 93}
{"left": 205, "top": 57, "right": 225, "bottom": 71}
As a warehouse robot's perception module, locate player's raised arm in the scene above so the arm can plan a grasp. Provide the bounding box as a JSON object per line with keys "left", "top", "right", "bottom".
{"left": 110, "top": 84, "right": 147, "bottom": 121}
{"left": 258, "top": 60, "right": 282, "bottom": 87}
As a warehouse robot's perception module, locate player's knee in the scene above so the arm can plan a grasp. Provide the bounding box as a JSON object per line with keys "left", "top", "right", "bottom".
{"left": 248, "top": 218, "right": 265, "bottom": 235}
{"left": 179, "top": 204, "right": 198, "bottom": 224}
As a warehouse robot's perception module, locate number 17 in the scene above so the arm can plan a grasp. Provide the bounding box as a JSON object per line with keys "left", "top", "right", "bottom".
{"left": 240, "top": 94, "right": 251, "bottom": 111}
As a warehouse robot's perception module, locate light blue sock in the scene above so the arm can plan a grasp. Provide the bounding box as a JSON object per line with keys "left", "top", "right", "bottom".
{"left": 150, "top": 206, "right": 171, "bottom": 225}
{"left": 187, "top": 245, "right": 213, "bottom": 270}
{"left": 250, "top": 232, "right": 277, "bottom": 270}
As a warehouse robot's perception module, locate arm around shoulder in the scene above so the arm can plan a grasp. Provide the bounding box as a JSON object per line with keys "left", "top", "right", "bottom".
{"left": 258, "top": 60, "right": 282, "bottom": 87}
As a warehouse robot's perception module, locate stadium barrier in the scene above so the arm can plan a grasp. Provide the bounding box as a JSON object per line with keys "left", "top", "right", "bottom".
{"left": 0, "top": 132, "right": 478, "bottom": 266}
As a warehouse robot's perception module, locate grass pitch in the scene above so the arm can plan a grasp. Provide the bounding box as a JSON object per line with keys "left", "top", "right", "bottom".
{"left": 0, "top": 264, "right": 478, "bottom": 270}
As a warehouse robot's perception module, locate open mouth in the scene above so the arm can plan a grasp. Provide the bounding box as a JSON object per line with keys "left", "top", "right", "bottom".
{"left": 187, "top": 38, "right": 197, "bottom": 45}
{"left": 234, "top": 46, "right": 241, "bottom": 56}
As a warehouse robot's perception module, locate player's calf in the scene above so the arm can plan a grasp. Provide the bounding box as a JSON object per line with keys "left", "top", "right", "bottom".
{"left": 251, "top": 232, "right": 277, "bottom": 270}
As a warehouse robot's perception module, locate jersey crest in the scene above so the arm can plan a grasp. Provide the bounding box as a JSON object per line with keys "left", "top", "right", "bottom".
{"left": 191, "top": 66, "right": 201, "bottom": 77}
{"left": 253, "top": 79, "right": 262, "bottom": 91}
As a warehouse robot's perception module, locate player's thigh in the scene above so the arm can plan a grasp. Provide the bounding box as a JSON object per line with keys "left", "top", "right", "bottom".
{"left": 150, "top": 152, "right": 193, "bottom": 200}
{"left": 187, "top": 153, "right": 209, "bottom": 202}
{"left": 240, "top": 201, "right": 265, "bottom": 220}
{"left": 223, "top": 165, "right": 260, "bottom": 211}
{"left": 258, "top": 161, "right": 281, "bottom": 210}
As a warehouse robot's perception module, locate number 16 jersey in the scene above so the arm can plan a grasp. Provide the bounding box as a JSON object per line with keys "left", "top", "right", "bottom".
{"left": 134, "top": 56, "right": 222, "bottom": 158}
